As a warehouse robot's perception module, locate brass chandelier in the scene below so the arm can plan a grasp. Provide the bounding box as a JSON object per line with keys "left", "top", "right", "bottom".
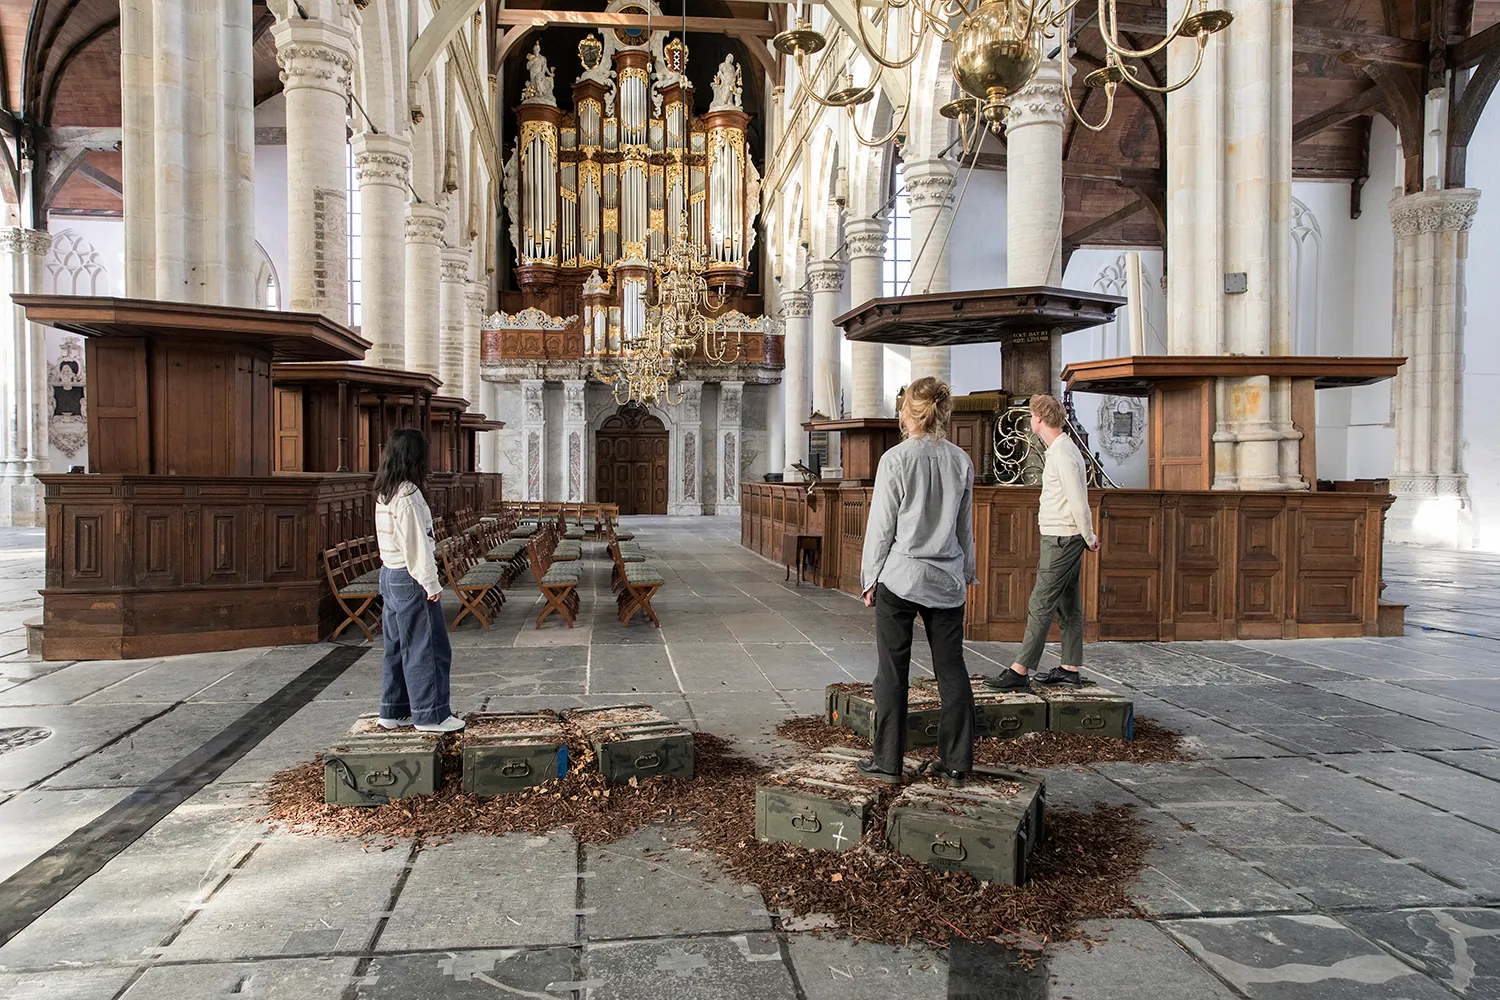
{"left": 592, "top": 217, "right": 746, "bottom": 407}
{"left": 773, "top": 0, "right": 1232, "bottom": 146}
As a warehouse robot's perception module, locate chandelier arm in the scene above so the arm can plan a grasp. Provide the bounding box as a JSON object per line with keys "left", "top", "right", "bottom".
{"left": 1042, "top": 0, "right": 1093, "bottom": 30}
{"left": 1095, "top": 0, "right": 1202, "bottom": 60}
{"left": 1061, "top": 55, "right": 1117, "bottom": 132}
{"left": 848, "top": 99, "right": 912, "bottom": 149}
{"left": 1115, "top": 43, "right": 1205, "bottom": 94}
{"left": 794, "top": 40, "right": 883, "bottom": 110}
{"left": 855, "top": 3, "right": 926, "bottom": 70}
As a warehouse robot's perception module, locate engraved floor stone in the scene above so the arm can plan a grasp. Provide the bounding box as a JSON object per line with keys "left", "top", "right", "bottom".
{"left": 583, "top": 935, "right": 797, "bottom": 1000}
{"left": 0, "top": 966, "right": 138, "bottom": 1000}
{"left": 1164, "top": 914, "right": 1460, "bottom": 1000}
{"left": 379, "top": 834, "right": 578, "bottom": 950}
{"left": 0, "top": 705, "right": 163, "bottom": 791}
{"left": 1343, "top": 907, "right": 1500, "bottom": 1000}
{"left": 40, "top": 704, "right": 250, "bottom": 790}
{"left": 120, "top": 957, "right": 360, "bottom": 999}
{"left": 785, "top": 935, "right": 947, "bottom": 1000}
{"left": 356, "top": 947, "right": 579, "bottom": 999}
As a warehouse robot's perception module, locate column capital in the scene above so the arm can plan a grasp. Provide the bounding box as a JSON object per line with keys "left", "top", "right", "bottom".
{"left": 440, "top": 246, "right": 470, "bottom": 281}
{"left": 0, "top": 228, "right": 52, "bottom": 256}
{"left": 465, "top": 281, "right": 487, "bottom": 311}
{"left": 1004, "top": 60, "right": 1066, "bottom": 131}
{"left": 406, "top": 204, "right": 447, "bottom": 246}
{"left": 843, "top": 217, "right": 888, "bottom": 260}
{"left": 1389, "top": 187, "right": 1481, "bottom": 237}
{"left": 781, "top": 289, "right": 813, "bottom": 318}
{"left": 271, "top": 18, "right": 355, "bottom": 96}
{"left": 351, "top": 132, "right": 410, "bottom": 189}
{"left": 808, "top": 258, "right": 846, "bottom": 293}
{"left": 900, "top": 158, "right": 955, "bottom": 209}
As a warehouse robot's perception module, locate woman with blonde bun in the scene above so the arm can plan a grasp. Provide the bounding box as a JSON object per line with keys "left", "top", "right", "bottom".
{"left": 856, "top": 377, "right": 977, "bottom": 785}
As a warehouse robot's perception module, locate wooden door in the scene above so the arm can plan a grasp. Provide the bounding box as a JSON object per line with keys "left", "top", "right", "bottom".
{"left": 273, "top": 386, "right": 303, "bottom": 472}
{"left": 596, "top": 407, "right": 669, "bottom": 514}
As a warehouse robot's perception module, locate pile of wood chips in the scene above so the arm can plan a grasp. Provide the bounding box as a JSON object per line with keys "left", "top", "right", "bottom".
{"left": 260, "top": 717, "right": 1180, "bottom": 955}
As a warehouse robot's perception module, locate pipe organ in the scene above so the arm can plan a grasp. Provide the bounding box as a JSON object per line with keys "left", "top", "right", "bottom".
{"left": 504, "top": 15, "right": 761, "bottom": 317}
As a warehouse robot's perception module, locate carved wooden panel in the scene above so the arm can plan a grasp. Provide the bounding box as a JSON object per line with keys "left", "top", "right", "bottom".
{"left": 134, "top": 506, "right": 184, "bottom": 586}
{"left": 202, "top": 507, "right": 248, "bottom": 584}
{"left": 986, "top": 503, "right": 1031, "bottom": 625}
{"left": 1096, "top": 502, "right": 1160, "bottom": 637}
{"left": 1297, "top": 511, "right": 1365, "bottom": 622}
{"left": 1173, "top": 503, "right": 1224, "bottom": 626}
{"left": 596, "top": 410, "right": 668, "bottom": 515}
{"left": 86, "top": 338, "right": 149, "bottom": 474}
{"left": 63, "top": 509, "right": 107, "bottom": 586}
{"left": 1149, "top": 380, "right": 1212, "bottom": 490}
{"left": 1237, "top": 506, "right": 1285, "bottom": 621}
{"left": 266, "top": 508, "right": 305, "bottom": 580}
{"left": 274, "top": 386, "right": 304, "bottom": 473}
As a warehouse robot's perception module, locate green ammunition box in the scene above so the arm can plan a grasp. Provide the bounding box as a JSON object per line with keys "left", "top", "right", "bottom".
{"left": 323, "top": 716, "right": 443, "bottom": 806}
{"left": 1033, "top": 682, "right": 1135, "bottom": 739}
{"left": 824, "top": 685, "right": 846, "bottom": 726}
{"left": 755, "top": 747, "right": 905, "bottom": 852}
{"left": 461, "top": 712, "right": 568, "bottom": 797}
{"left": 567, "top": 704, "right": 695, "bottom": 785}
{"left": 913, "top": 676, "right": 1047, "bottom": 740}
{"left": 884, "top": 775, "right": 1041, "bottom": 885}
{"left": 969, "top": 765, "right": 1047, "bottom": 847}
{"left": 841, "top": 685, "right": 945, "bottom": 748}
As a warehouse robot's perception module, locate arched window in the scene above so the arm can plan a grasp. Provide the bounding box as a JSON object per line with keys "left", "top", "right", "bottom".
{"left": 44, "top": 230, "right": 107, "bottom": 295}
{"left": 254, "top": 243, "right": 281, "bottom": 310}
{"left": 1290, "top": 197, "right": 1322, "bottom": 356}
{"left": 883, "top": 161, "right": 912, "bottom": 296}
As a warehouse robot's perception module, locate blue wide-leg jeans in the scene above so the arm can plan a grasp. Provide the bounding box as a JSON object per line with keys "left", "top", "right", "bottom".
{"left": 379, "top": 567, "right": 453, "bottom": 726}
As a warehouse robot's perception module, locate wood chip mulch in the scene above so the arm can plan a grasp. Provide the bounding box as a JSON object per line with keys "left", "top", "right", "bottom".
{"left": 772, "top": 715, "right": 1193, "bottom": 769}
{"left": 260, "top": 721, "right": 1170, "bottom": 958}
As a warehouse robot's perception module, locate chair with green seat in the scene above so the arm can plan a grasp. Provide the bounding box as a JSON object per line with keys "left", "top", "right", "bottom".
{"left": 527, "top": 535, "right": 581, "bottom": 628}
{"left": 616, "top": 560, "right": 664, "bottom": 627}
{"left": 438, "top": 534, "right": 506, "bottom": 631}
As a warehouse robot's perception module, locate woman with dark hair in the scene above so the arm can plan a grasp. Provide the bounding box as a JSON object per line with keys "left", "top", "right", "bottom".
{"left": 373, "top": 428, "right": 463, "bottom": 733}
{"left": 856, "top": 376, "right": 977, "bottom": 785}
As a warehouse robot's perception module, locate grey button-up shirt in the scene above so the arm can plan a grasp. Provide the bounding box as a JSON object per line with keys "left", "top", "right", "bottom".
{"left": 860, "top": 435, "right": 978, "bottom": 609}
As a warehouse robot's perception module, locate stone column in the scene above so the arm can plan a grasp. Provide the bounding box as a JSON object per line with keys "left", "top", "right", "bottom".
{"left": 120, "top": 0, "right": 255, "bottom": 306}
{"left": 403, "top": 204, "right": 446, "bottom": 377}
{"left": 844, "top": 218, "right": 888, "bottom": 418}
{"left": 0, "top": 229, "right": 52, "bottom": 526}
{"left": 1387, "top": 188, "right": 1480, "bottom": 546}
{"left": 520, "top": 379, "right": 545, "bottom": 501}
{"left": 809, "top": 258, "right": 846, "bottom": 477}
{"left": 561, "top": 379, "right": 588, "bottom": 503}
{"left": 674, "top": 380, "right": 704, "bottom": 516}
{"left": 902, "top": 157, "right": 956, "bottom": 384}
{"left": 719, "top": 381, "right": 745, "bottom": 516}
{"left": 1005, "top": 61, "right": 1066, "bottom": 391}
{"left": 438, "top": 247, "right": 468, "bottom": 394}
{"left": 272, "top": 15, "right": 355, "bottom": 321}
{"left": 352, "top": 132, "right": 411, "bottom": 367}
{"left": 1166, "top": 0, "right": 1302, "bottom": 490}
{"left": 464, "top": 281, "right": 486, "bottom": 406}
{"left": 782, "top": 290, "right": 813, "bottom": 477}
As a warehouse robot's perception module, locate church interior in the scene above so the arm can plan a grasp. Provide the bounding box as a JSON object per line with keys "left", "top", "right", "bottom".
{"left": 2, "top": 1, "right": 1500, "bottom": 998}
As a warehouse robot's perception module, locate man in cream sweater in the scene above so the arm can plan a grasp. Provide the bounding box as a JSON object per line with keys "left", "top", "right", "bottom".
{"left": 985, "top": 393, "right": 1098, "bottom": 691}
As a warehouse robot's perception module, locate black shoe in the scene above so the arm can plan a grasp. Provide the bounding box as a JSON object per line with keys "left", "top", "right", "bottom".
{"left": 983, "top": 668, "right": 1032, "bottom": 691}
{"left": 1037, "top": 666, "right": 1084, "bottom": 686}
{"left": 855, "top": 759, "right": 902, "bottom": 784}
{"left": 929, "top": 765, "right": 966, "bottom": 787}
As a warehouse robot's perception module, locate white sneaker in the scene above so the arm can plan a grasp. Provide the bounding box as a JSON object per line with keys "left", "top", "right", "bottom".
{"left": 377, "top": 716, "right": 413, "bottom": 729}
{"left": 415, "top": 715, "right": 466, "bottom": 733}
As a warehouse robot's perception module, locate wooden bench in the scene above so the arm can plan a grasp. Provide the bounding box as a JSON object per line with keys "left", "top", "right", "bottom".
{"left": 527, "top": 531, "right": 581, "bottom": 629}
{"left": 437, "top": 534, "right": 506, "bottom": 631}
{"left": 323, "top": 536, "right": 383, "bottom": 641}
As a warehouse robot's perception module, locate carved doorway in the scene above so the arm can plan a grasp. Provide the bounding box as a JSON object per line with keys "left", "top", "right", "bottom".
{"left": 596, "top": 406, "right": 669, "bottom": 515}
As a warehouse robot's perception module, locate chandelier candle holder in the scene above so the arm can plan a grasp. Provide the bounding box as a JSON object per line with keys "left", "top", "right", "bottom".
{"left": 773, "top": 0, "right": 1232, "bottom": 147}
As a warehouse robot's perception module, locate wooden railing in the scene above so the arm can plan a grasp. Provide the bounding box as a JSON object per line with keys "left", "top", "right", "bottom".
{"left": 741, "top": 482, "right": 1400, "bottom": 641}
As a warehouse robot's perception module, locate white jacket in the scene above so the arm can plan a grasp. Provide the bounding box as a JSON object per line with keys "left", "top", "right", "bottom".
{"left": 375, "top": 483, "right": 442, "bottom": 597}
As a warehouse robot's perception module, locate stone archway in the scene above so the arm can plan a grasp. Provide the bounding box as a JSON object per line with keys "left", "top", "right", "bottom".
{"left": 596, "top": 405, "right": 669, "bottom": 514}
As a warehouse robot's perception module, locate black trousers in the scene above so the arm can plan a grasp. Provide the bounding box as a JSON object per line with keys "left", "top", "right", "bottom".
{"left": 872, "top": 583, "right": 976, "bottom": 773}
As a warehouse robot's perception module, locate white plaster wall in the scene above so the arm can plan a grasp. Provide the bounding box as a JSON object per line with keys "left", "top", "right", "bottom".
{"left": 947, "top": 168, "right": 1009, "bottom": 396}
{"left": 1346, "top": 116, "right": 1399, "bottom": 482}
{"left": 1290, "top": 179, "right": 1358, "bottom": 482}
{"left": 254, "top": 144, "right": 291, "bottom": 311}
{"left": 1461, "top": 93, "right": 1500, "bottom": 548}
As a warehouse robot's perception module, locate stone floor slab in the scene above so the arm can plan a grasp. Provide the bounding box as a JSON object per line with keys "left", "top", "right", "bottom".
{"left": 378, "top": 833, "right": 578, "bottom": 951}
{"left": 785, "top": 935, "right": 946, "bottom": 1000}
{"left": 584, "top": 827, "right": 771, "bottom": 940}
{"left": 0, "top": 786, "right": 134, "bottom": 882}
{"left": 121, "top": 957, "right": 359, "bottom": 999}
{"left": 1044, "top": 918, "right": 1241, "bottom": 1000}
{"left": 1163, "top": 914, "right": 1456, "bottom": 1000}
{"left": 1342, "top": 907, "right": 1500, "bottom": 1000}
{"left": 0, "top": 967, "right": 138, "bottom": 1000}
{"left": 356, "top": 947, "right": 578, "bottom": 999}
{"left": 41, "top": 703, "right": 250, "bottom": 790}
{"left": 582, "top": 934, "right": 797, "bottom": 1000}
{"left": 1129, "top": 816, "right": 1314, "bottom": 917}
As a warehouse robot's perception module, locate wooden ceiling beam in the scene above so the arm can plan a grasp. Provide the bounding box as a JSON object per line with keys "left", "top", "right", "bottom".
{"left": 1292, "top": 86, "right": 1385, "bottom": 143}
{"left": 1064, "top": 198, "right": 1146, "bottom": 247}
{"left": 965, "top": 151, "right": 1163, "bottom": 188}
{"left": 1451, "top": 20, "right": 1500, "bottom": 69}
{"left": 1106, "top": 5, "right": 1426, "bottom": 66}
{"left": 491, "top": 11, "right": 778, "bottom": 38}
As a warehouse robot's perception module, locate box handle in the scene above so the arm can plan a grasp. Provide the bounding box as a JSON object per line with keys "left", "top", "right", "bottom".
{"left": 1081, "top": 713, "right": 1106, "bottom": 729}
{"left": 924, "top": 722, "right": 940, "bottom": 737}
{"left": 365, "top": 768, "right": 397, "bottom": 787}
{"left": 930, "top": 837, "right": 967, "bottom": 861}
{"left": 634, "top": 751, "right": 661, "bottom": 769}
{"left": 998, "top": 716, "right": 1022, "bottom": 731}
{"left": 791, "top": 812, "right": 822, "bottom": 833}
{"left": 501, "top": 759, "right": 532, "bottom": 777}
